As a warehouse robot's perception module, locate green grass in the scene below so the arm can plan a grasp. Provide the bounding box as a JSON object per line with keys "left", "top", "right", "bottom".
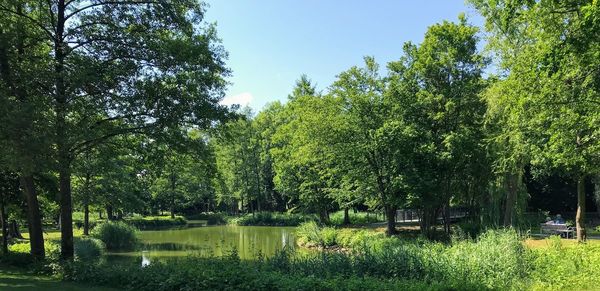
{"left": 0, "top": 267, "right": 114, "bottom": 291}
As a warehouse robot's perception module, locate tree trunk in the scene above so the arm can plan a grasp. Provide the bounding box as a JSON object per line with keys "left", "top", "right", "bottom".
{"left": 83, "top": 202, "right": 90, "bottom": 236}
{"left": 385, "top": 206, "right": 397, "bottom": 236}
{"left": 107, "top": 205, "right": 114, "bottom": 220}
{"left": 343, "top": 207, "right": 350, "bottom": 225}
{"left": 593, "top": 174, "right": 600, "bottom": 215}
{"left": 576, "top": 176, "right": 586, "bottom": 242}
{"left": 503, "top": 173, "right": 518, "bottom": 227}
{"left": 170, "top": 170, "right": 176, "bottom": 219}
{"left": 420, "top": 207, "right": 438, "bottom": 239}
{"left": 1, "top": 203, "right": 8, "bottom": 254}
{"left": 8, "top": 220, "right": 22, "bottom": 239}
{"left": 20, "top": 175, "right": 45, "bottom": 259}
{"left": 59, "top": 166, "right": 74, "bottom": 260}
{"left": 319, "top": 209, "right": 330, "bottom": 224}
{"left": 83, "top": 173, "right": 91, "bottom": 236}
{"left": 443, "top": 202, "right": 451, "bottom": 235}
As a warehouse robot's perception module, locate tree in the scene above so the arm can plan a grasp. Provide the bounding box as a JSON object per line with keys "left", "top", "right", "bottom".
{"left": 0, "top": 170, "right": 19, "bottom": 254}
{"left": 471, "top": 0, "right": 600, "bottom": 241}
{"left": 331, "top": 57, "right": 416, "bottom": 235}
{"left": 0, "top": 0, "right": 53, "bottom": 259}
{"left": 0, "top": 0, "right": 230, "bottom": 258}
{"left": 389, "top": 16, "right": 488, "bottom": 236}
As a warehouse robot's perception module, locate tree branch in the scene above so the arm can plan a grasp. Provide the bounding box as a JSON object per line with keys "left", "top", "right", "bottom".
{"left": 64, "top": 0, "right": 159, "bottom": 21}
{"left": 0, "top": 5, "right": 56, "bottom": 41}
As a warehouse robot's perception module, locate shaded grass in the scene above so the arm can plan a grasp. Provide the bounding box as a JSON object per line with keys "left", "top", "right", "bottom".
{"left": 0, "top": 267, "right": 114, "bottom": 291}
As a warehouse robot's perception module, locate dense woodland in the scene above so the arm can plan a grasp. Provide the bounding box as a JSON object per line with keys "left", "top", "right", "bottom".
{"left": 0, "top": 0, "right": 599, "bottom": 264}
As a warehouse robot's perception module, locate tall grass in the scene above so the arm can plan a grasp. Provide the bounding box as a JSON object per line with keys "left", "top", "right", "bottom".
{"left": 91, "top": 221, "right": 139, "bottom": 251}
{"left": 74, "top": 237, "right": 105, "bottom": 259}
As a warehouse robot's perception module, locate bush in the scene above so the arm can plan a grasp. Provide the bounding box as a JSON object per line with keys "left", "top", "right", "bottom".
{"left": 229, "top": 212, "right": 314, "bottom": 226}
{"left": 125, "top": 216, "right": 187, "bottom": 230}
{"left": 73, "top": 219, "right": 100, "bottom": 230}
{"left": 64, "top": 256, "right": 455, "bottom": 291}
{"left": 92, "top": 221, "right": 139, "bottom": 251}
{"left": 74, "top": 237, "right": 105, "bottom": 259}
{"left": 329, "top": 211, "right": 382, "bottom": 226}
{"left": 185, "top": 213, "right": 228, "bottom": 225}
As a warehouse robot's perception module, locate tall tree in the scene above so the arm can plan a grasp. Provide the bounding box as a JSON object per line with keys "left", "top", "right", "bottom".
{"left": 0, "top": 0, "right": 230, "bottom": 258}
{"left": 331, "top": 57, "right": 415, "bottom": 235}
{"left": 471, "top": 0, "right": 600, "bottom": 241}
{"left": 0, "top": 0, "right": 53, "bottom": 259}
{"left": 389, "top": 16, "right": 488, "bottom": 236}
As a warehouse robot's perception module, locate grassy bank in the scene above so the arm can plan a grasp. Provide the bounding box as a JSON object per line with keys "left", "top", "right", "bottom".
{"left": 0, "top": 267, "right": 114, "bottom": 291}
{"left": 226, "top": 211, "right": 382, "bottom": 227}
{"left": 228, "top": 212, "right": 315, "bottom": 226}
{"left": 72, "top": 213, "right": 187, "bottom": 231}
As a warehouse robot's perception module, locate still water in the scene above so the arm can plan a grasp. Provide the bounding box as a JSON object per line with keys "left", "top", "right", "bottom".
{"left": 107, "top": 225, "right": 297, "bottom": 264}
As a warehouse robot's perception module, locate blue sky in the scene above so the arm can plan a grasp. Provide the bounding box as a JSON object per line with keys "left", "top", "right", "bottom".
{"left": 204, "top": 1, "right": 484, "bottom": 111}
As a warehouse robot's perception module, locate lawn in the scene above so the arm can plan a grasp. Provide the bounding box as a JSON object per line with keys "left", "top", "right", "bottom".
{"left": 0, "top": 267, "right": 114, "bottom": 291}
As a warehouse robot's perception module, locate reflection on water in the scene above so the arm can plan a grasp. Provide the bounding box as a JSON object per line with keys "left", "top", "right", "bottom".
{"left": 107, "top": 225, "right": 296, "bottom": 265}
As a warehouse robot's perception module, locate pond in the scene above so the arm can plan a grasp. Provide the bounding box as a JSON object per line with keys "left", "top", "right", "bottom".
{"left": 107, "top": 225, "right": 297, "bottom": 264}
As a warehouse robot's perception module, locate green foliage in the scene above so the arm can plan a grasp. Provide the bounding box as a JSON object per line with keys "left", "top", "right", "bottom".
{"left": 229, "top": 212, "right": 314, "bottom": 226}
{"left": 296, "top": 221, "right": 347, "bottom": 248}
{"left": 64, "top": 256, "right": 456, "bottom": 291}
{"left": 329, "top": 211, "right": 382, "bottom": 226}
{"left": 0, "top": 241, "right": 60, "bottom": 267}
{"left": 74, "top": 238, "right": 105, "bottom": 260}
{"left": 125, "top": 216, "right": 187, "bottom": 230}
{"left": 185, "top": 213, "right": 228, "bottom": 225}
{"left": 528, "top": 238, "right": 600, "bottom": 290}
{"left": 91, "top": 221, "right": 139, "bottom": 251}
{"left": 297, "top": 225, "right": 528, "bottom": 289}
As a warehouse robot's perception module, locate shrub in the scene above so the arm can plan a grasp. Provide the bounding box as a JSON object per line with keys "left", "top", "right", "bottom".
{"left": 125, "top": 216, "right": 187, "bottom": 230}
{"left": 229, "top": 212, "right": 314, "bottom": 226}
{"left": 74, "top": 237, "right": 105, "bottom": 259}
{"left": 0, "top": 240, "right": 60, "bottom": 268}
{"left": 185, "top": 212, "right": 228, "bottom": 225}
{"left": 329, "top": 211, "right": 382, "bottom": 226}
{"left": 65, "top": 256, "right": 455, "bottom": 291}
{"left": 92, "top": 221, "right": 139, "bottom": 251}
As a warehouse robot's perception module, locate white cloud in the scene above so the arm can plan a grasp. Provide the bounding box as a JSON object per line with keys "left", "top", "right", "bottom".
{"left": 220, "top": 92, "right": 253, "bottom": 107}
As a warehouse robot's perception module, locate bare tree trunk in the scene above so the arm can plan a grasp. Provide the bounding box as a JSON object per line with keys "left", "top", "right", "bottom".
{"left": 8, "top": 220, "right": 22, "bottom": 239}
{"left": 576, "top": 176, "right": 587, "bottom": 242}
{"left": 443, "top": 202, "right": 451, "bottom": 235}
{"left": 0, "top": 203, "right": 8, "bottom": 254}
{"left": 503, "top": 173, "right": 518, "bottom": 227}
{"left": 319, "top": 209, "right": 330, "bottom": 224}
{"left": 59, "top": 166, "right": 74, "bottom": 260}
{"left": 107, "top": 205, "right": 114, "bottom": 220}
{"left": 20, "top": 175, "right": 45, "bottom": 259}
{"left": 83, "top": 172, "right": 91, "bottom": 235}
{"left": 385, "top": 206, "right": 397, "bottom": 236}
{"left": 343, "top": 207, "right": 350, "bottom": 225}
{"left": 83, "top": 202, "right": 90, "bottom": 236}
{"left": 170, "top": 170, "right": 176, "bottom": 219}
